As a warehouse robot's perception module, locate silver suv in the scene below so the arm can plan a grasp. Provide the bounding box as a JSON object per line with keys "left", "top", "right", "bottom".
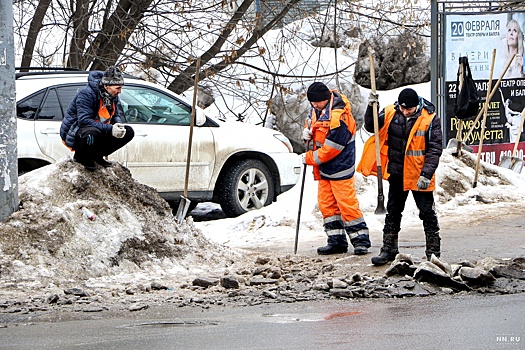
{"left": 16, "top": 69, "right": 301, "bottom": 217}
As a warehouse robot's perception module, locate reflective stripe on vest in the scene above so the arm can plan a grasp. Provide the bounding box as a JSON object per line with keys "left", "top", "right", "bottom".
{"left": 308, "top": 91, "right": 357, "bottom": 180}
{"left": 403, "top": 109, "right": 436, "bottom": 191}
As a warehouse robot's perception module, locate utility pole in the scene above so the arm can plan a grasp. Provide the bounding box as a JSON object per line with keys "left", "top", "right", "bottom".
{"left": 0, "top": 0, "right": 18, "bottom": 221}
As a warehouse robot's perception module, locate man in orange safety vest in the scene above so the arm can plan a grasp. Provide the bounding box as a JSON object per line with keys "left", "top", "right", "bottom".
{"left": 301, "top": 82, "right": 371, "bottom": 255}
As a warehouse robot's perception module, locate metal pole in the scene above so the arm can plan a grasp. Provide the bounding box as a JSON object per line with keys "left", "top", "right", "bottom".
{"left": 430, "top": 0, "right": 443, "bottom": 147}
{"left": 0, "top": 0, "right": 18, "bottom": 221}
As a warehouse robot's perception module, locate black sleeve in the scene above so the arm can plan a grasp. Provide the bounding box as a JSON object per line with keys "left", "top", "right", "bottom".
{"left": 364, "top": 104, "right": 385, "bottom": 133}
{"left": 421, "top": 114, "right": 443, "bottom": 179}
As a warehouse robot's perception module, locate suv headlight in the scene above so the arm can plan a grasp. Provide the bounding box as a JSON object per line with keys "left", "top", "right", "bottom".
{"left": 273, "top": 134, "right": 293, "bottom": 153}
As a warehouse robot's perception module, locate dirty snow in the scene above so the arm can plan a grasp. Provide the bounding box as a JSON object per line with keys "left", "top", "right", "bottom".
{"left": 0, "top": 159, "right": 237, "bottom": 292}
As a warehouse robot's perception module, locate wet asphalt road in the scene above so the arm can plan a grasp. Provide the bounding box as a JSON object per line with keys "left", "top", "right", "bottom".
{"left": 1, "top": 293, "right": 524, "bottom": 350}
{"left": 2, "top": 205, "right": 524, "bottom": 349}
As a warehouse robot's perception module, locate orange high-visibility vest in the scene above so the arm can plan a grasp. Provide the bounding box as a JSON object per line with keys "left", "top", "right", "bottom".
{"left": 356, "top": 105, "right": 394, "bottom": 180}
{"left": 357, "top": 105, "right": 437, "bottom": 191}
{"left": 97, "top": 100, "right": 115, "bottom": 124}
{"left": 305, "top": 91, "right": 357, "bottom": 180}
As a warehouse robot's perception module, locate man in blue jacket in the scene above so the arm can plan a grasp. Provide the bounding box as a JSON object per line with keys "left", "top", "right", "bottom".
{"left": 60, "top": 66, "right": 134, "bottom": 171}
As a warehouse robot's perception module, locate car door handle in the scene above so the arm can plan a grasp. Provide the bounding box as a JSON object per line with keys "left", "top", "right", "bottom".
{"left": 135, "top": 132, "right": 148, "bottom": 137}
{"left": 39, "top": 128, "right": 60, "bottom": 135}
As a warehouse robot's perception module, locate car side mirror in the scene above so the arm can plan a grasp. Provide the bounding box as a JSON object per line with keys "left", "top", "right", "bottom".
{"left": 195, "top": 109, "right": 206, "bottom": 126}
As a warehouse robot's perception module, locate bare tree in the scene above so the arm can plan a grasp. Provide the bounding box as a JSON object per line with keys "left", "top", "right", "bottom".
{"left": 19, "top": 0, "right": 52, "bottom": 69}
{"left": 12, "top": 0, "right": 431, "bottom": 132}
{"left": 66, "top": 0, "right": 91, "bottom": 68}
{"left": 88, "top": 0, "right": 155, "bottom": 71}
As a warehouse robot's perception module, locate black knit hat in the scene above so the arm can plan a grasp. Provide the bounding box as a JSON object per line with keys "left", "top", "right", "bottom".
{"left": 398, "top": 88, "right": 419, "bottom": 108}
{"left": 307, "top": 82, "right": 331, "bottom": 102}
{"left": 101, "top": 66, "right": 125, "bottom": 86}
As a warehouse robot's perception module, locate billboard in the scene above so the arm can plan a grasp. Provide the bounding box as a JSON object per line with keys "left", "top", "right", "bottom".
{"left": 444, "top": 12, "right": 525, "bottom": 164}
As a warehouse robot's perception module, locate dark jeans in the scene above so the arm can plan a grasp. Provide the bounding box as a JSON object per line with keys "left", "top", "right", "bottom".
{"left": 74, "top": 125, "right": 134, "bottom": 162}
{"left": 384, "top": 174, "right": 440, "bottom": 234}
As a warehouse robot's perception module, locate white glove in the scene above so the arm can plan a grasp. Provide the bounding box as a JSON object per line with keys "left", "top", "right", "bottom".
{"left": 302, "top": 128, "right": 312, "bottom": 142}
{"left": 111, "top": 123, "right": 126, "bottom": 138}
{"left": 368, "top": 91, "right": 379, "bottom": 106}
{"left": 417, "top": 176, "right": 430, "bottom": 190}
{"left": 300, "top": 153, "right": 307, "bottom": 164}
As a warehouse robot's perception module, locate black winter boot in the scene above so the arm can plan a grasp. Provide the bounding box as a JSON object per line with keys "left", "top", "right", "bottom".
{"left": 74, "top": 153, "right": 96, "bottom": 171}
{"left": 371, "top": 231, "right": 399, "bottom": 266}
{"left": 349, "top": 231, "right": 372, "bottom": 255}
{"left": 317, "top": 235, "right": 348, "bottom": 255}
{"left": 95, "top": 157, "right": 113, "bottom": 168}
{"left": 425, "top": 231, "right": 441, "bottom": 260}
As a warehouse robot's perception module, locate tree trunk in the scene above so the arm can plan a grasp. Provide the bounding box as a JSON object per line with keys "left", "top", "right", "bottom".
{"left": 20, "top": 0, "right": 52, "bottom": 70}
{"left": 67, "top": 0, "right": 91, "bottom": 69}
{"left": 87, "top": 0, "right": 153, "bottom": 71}
{"left": 0, "top": 0, "right": 19, "bottom": 220}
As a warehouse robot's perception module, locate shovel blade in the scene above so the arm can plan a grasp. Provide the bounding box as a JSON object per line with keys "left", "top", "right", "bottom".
{"left": 462, "top": 144, "right": 474, "bottom": 153}
{"left": 175, "top": 195, "right": 191, "bottom": 224}
{"left": 498, "top": 156, "right": 524, "bottom": 173}
{"left": 513, "top": 160, "right": 525, "bottom": 173}
{"left": 374, "top": 194, "right": 386, "bottom": 215}
{"left": 499, "top": 156, "right": 512, "bottom": 169}
{"left": 446, "top": 138, "right": 459, "bottom": 149}
{"left": 447, "top": 138, "right": 473, "bottom": 156}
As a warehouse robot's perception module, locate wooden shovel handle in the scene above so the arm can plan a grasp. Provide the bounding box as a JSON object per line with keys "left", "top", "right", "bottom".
{"left": 474, "top": 49, "right": 496, "bottom": 187}
{"left": 184, "top": 57, "right": 201, "bottom": 197}
{"left": 368, "top": 53, "right": 382, "bottom": 172}
{"left": 463, "top": 54, "right": 516, "bottom": 143}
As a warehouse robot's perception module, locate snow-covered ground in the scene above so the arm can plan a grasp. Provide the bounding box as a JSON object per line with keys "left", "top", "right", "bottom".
{"left": 193, "top": 83, "right": 525, "bottom": 255}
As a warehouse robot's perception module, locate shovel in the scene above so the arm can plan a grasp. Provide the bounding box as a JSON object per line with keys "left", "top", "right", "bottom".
{"left": 446, "top": 138, "right": 474, "bottom": 154}
{"left": 176, "top": 57, "right": 201, "bottom": 224}
{"left": 473, "top": 49, "right": 496, "bottom": 188}
{"left": 368, "top": 51, "right": 386, "bottom": 214}
{"left": 498, "top": 107, "right": 525, "bottom": 174}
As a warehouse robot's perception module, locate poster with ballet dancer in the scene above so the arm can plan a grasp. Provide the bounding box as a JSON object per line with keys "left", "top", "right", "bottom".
{"left": 444, "top": 12, "right": 525, "bottom": 165}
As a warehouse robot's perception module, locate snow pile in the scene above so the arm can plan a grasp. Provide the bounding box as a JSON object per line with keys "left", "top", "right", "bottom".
{"left": 436, "top": 148, "right": 525, "bottom": 211}
{"left": 0, "top": 158, "right": 236, "bottom": 290}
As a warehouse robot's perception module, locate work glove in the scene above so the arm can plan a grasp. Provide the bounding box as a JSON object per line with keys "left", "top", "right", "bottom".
{"left": 300, "top": 153, "right": 307, "bottom": 164}
{"left": 302, "top": 128, "right": 312, "bottom": 142}
{"left": 368, "top": 91, "right": 379, "bottom": 106}
{"left": 417, "top": 176, "right": 430, "bottom": 191}
{"left": 111, "top": 123, "right": 126, "bottom": 138}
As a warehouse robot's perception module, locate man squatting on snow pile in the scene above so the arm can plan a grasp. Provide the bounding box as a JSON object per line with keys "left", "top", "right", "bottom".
{"left": 358, "top": 88, "right": 443, "bottom": 266}
{"left": 301, "top": 82, "right": 372, "bottom": 256}
{"left": 60, "top": 66, "right": 135, "bottom": 171}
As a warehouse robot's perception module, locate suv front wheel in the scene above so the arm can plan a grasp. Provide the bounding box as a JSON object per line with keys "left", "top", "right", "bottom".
{"left": 219, "top": 159, "right": 275, "bottom": 217}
